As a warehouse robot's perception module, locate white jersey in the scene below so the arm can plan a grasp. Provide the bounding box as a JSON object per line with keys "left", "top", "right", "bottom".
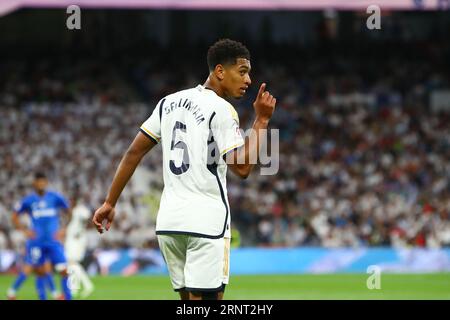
{"left": 65, "top": 203, "right": 91, "bottom": 262}
{"left": 66, "top": 203, "right": 90, "bottom": 242}
{"left": 140, "top": 85, "right": 244, "bottom": 238}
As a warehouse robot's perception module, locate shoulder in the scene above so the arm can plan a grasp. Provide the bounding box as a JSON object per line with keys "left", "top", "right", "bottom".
{"left": 48, "top": 191, "right": 66, "bottom": 200}
{"left": 18, "top": 194, "right": 37, "bottom": 211}
{"left": 225, "top": 102, "right": 239, "bottom": 122}
{"left": 156, "top": 87, "right": 197, "bottom": 113}
{"left": 213, "top": 99, "right": 239, "bottom": 123}
{"left": 46, "top": 190, "right": 58, "bottom": 197}
{"left": 21, "top": 194, "right": 35, "bottom": 205}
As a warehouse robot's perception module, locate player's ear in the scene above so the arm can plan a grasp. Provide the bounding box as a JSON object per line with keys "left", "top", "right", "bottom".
{"left": 214, "top": 64, "right": 225, "bottom": 81}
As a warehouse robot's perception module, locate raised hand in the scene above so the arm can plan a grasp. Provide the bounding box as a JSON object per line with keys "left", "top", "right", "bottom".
{"left": 253, "top": 83, "right": 276, "bottom": 121}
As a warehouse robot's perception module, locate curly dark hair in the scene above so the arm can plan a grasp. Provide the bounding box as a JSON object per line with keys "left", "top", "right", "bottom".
{"left": 207, "top": 39, "right": 250, "bottom": 72}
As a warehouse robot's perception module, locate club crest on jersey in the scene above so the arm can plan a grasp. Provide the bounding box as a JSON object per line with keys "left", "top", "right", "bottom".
{"left": 235, "top": 126, "right": 242, "bottom": 138}
{"left": 31, "top": 201, "right": 46, "bottom": 210}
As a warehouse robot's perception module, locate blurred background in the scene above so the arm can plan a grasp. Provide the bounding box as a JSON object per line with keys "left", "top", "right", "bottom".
{"left": 0, "top": 0, "right": 450, "bottom": 296}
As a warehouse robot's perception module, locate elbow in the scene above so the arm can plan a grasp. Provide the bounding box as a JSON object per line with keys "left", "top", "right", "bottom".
{"left": 125, "top": 146, "right": 143, "bottom": 161}
{"left": 237, "top": 167, "right": 251, "bottom": 180}
{"left": 228, "top": 163, "right": 251, "bottom": 179}
{"left": 125, "top": 146, "right": 139, "bottom": 158}
{"left": 240, "top": 173, "right": 250, "bottom": 180}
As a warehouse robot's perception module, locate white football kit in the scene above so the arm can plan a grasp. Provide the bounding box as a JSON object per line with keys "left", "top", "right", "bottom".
{"left": 65, "top": 203, "right": 90, "bottom": 262}
{"left": 140, "top": 85, "right": 244, "bottom": 291}
{"left": 65, "top": 203, "right": 95, "bottom": 298}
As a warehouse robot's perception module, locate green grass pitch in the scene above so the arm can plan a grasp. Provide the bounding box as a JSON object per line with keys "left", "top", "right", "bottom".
{"left": 1, "top": 274, "right": 450, "bottom": 300}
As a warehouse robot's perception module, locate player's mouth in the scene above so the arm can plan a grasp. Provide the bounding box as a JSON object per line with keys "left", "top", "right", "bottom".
{"left": 239, "top": 87, "right": 248, "bottom": 93}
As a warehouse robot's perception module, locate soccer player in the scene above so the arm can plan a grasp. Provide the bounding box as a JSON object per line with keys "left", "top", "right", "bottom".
{"left": 65, "top": 196, "right": 94, "bottom": 298}
{"left": 7, "top": 260, "right": 61, "bottom": 300}
{"left": 9, "top": 172, "right": 72, "bottom": 300}
{"left": 93, "top": 39, "right": 276, "bottom": 300}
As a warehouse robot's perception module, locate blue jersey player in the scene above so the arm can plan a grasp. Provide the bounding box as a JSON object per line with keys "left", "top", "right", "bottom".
{"left": 7, "top": 260, "right": 61, "bottom": 300}
{"left": 8, "top": 172, "right": 72, "bottom": 300}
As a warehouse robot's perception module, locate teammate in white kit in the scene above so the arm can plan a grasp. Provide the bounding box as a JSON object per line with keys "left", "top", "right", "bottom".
{"left": 65, "top": 196, "right": 94, "bottom": 298}
{"left": 93, "top": 39, "right": 276, "bottom": 300}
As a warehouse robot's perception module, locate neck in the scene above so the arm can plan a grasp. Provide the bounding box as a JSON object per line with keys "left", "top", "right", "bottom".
{"left": 203, "top": 76, "right": 226, "bottom": 98}
{"left": 36, "top": 190, "right": 45, "bottom": 196}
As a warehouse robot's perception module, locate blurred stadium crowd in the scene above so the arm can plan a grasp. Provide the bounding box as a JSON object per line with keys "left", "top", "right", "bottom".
{"left": 0, "top": 41, "right": 449, "bottom": 252}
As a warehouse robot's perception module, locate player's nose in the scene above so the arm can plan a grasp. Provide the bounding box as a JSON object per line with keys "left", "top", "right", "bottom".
{"left": 245, "top": 75, "right": 251, "bottom": 86}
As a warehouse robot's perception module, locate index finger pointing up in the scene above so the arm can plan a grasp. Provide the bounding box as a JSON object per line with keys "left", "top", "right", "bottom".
{"left": 258, "top": 83, "right": 266, "bottom": 97}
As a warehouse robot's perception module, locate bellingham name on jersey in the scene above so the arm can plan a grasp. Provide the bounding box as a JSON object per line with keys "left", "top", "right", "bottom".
{"left": 164, "top": 98, "right": 206, "bottom": 125}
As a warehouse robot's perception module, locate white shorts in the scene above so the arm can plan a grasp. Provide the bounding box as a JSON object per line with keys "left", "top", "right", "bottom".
{"left": 157, "top": 234, "right": 230, "bottom": 292}
{"left": 65, "top": 238, "right": 87, "bottom": 263}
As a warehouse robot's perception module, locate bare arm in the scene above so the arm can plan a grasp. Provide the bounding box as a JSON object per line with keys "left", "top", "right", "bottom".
{"left": 12, "top": 212, "right": 26, "bottom": 231}
{"left": 227, "top": 83, "right": 276, "bottom": 179}
{"left": 92, "top": 132, "right": 157, "bottom": 233}
{"left": 56, "top": 207, "right": 72, "bottom": 241}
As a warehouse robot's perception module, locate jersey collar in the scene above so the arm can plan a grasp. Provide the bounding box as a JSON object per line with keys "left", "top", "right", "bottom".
{"left": 197, "top": 84, "right": 217, "bottom": 96}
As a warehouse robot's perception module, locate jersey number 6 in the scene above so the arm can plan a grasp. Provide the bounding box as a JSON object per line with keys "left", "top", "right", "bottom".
{"left": 169, "top": 121, "right": 190, "bottom": 175}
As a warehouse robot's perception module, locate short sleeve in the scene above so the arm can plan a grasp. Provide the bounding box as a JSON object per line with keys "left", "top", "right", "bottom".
{"left": 140, "top": 98, "right": 165, "bottom": 144}
{"left": 14, "top": 199, "right": 29, "bottom": 214}
{"left": 212, "top": 103, "right": 245, "bottom": 157}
